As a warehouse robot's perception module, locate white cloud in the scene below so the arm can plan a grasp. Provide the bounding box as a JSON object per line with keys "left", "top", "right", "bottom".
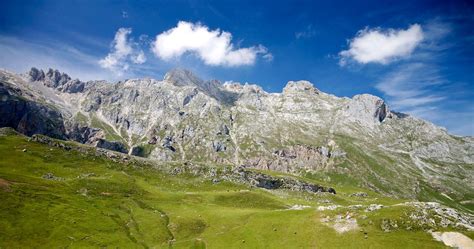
{"left": 151, "top": 21, "right": 271, "bottom": 66}
{"left": 99, "top": 28, "right": 146, "bottom": 75}
{"left": 339, "top": 24, "right": 424, "bottom": 65}
{"left": 131, "top": 50, "right": 146, "bottom": 64}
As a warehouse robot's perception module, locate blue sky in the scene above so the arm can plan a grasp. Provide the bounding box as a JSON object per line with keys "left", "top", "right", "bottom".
{"left": 0, "top": 0, "right": 473, "bottom": 136}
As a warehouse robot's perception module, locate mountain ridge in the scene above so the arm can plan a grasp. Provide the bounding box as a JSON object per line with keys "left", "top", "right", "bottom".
{"left": 0, "top": 67, "right": 472, "bottom": 211}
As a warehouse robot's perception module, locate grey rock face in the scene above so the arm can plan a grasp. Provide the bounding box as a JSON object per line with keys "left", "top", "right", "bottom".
{"left": 58, "top": 79, "right": 85, "bottom": 93}
{"left": 162, "top": 136, "right": 176, "bottom": 152}
{"left": 232, "top": 166, "right": 332, "bottom": 193}
{"left": 44, "top": 68, "right": 71, "bottom": 88}
{"left": 340, "top": 94, "right": 390, "bottom": 128}
{"left": 28, "top": 67, "right": 45, "bottom": 81}
{"left": 130, "top": 146, "right": 145, "bottom": 157}
{"left": 164, "top": 68, "right": 202, "bottom": 87}
{"left": 217, "top": 124, "right": 230, "bottom": 135}
{"left": 27, "top": 68, "right": 86, "bottom": 93}
{"left": 0, "top": 82, "right": 66, "bottom": 139}
{"left": 183, "top": 88, "right": 198, "bottom": 106}
{"left": 65, "top": 122, "right": 103, "bottom": 144}
{"left": 165, "top": 68, "right": 238, "bottom": 105}
{"left": 94, "top": 139, "right": 128, "bottom": 154}
{"left": 283, "top": 80, "right": 319, "bottom": 95}
{"left": 212, "top": 140, "right": 226, "bottom": 152}
{"left": 242, "top": 145, "right": 331, "bottom": 172}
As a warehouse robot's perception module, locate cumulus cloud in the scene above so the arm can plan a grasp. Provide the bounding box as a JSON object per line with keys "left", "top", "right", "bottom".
{"left": 151, "top": 21, "right": 271, "bottom": 66}
{"left": 99, "top": 28, "right": 146, "bottom": 75}
{"left": 339, "top": 24, "right": 424, "bottom": 65}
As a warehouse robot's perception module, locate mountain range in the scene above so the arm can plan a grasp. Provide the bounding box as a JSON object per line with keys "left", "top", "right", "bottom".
{"left": 0, "top": 67, "right": 472, "bottom": 210}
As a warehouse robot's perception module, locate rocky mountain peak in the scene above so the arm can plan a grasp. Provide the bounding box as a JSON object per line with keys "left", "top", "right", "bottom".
{"left": 164, "top": 68, "right": 238, "bottom": 105}
{"left": 343, "top": 94, "right": 390, "bottom": 125}
{"left": 28, "top": 67, "right": 70, "bottom": 86}
{"left": 283, "top": 80, "right": 319, "bottom": 95}
{"left": 28, "top": 67, "right": 46, "bottom": 81}
{"left": 44, "top": 68, "right": 71, "bottom": 88}
{"left": 27, "top": 67, "right": 84, "bottom": 93}
{"left": 164, "top": 68, "right": 203, "bottom": 87}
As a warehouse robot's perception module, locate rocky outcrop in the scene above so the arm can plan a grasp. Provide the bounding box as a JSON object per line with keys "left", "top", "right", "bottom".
{"left": 94, "top": 139, "right": 128, "bottom": 154}
{"left": 57, "top": 79, "right": 85, "bottom": 93}
{"left": 283, "top": 80, "right": 319, "bottom": 95}
{"left": 212, "top": 140, "right": 226, "bottom": 152}
{"left": 165, "top": 68, "right": 238, "bottom": 105}
{"left": 341, "top": 94, "right": 391, "bottom": 127}
{"left": 65, "top": 123, "right": 103, "bottom": 144}
{"left": 28, "top": 67, "right": 85, "bottom": 93}
{"left": 231, "top": 166, "right": 334, "bottom": 193}
{"left": 28, "top": 67, "right": 45, "bottom": 81}
{"left": 0, "top": 81, "right": 66, "bottom": 139}
{"left": 242, "top": 144, "right": 341, "bottom": 172}
{"left": 0, "top": 78, "right": 125, "bottom": 153}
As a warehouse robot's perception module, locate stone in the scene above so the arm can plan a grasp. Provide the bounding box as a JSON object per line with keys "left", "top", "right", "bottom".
{"left": 217, "top": 124, "right": 230, "bottom": 135}
{"left": 365, "top": 204, "right": 383, "bottom": 212}
{"left": 212, "top": 140, "right": 226, "bottom": 152}
{"left": 162, "top": 136, "right": 176, "bottom": 152}
{"left": 350, "top": 192, "right": 368, "bottom": 198}
{"left": 319, "top": 146, "right": 330, "bottom": 157}
{"left": 42, "top": 172, "right": 63, "bottom": 181}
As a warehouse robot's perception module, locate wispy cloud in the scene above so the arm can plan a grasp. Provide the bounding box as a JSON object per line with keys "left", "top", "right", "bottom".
{"left": 295, "top": 25, "right": 316, "bottom": 39}
{"left": 375, "top": 62, "right": 447, "bottom": 118}
{"left": 375, "top": 62, "right": 446, "bottom": 110}
{"left": 151, "top": 21, "right": 272, "bottom": 66}
{"left": 0, "top": 35, "right": 116, "bottom": 81}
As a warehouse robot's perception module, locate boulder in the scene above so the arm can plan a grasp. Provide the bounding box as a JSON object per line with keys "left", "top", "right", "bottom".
{"left": 212, "top": 140, "right": 226, "bottom": 152}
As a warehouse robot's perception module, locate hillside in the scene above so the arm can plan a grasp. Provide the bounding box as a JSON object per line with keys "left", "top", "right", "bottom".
{"left": 0, "top": 128, "right": 473, "bottom": 248}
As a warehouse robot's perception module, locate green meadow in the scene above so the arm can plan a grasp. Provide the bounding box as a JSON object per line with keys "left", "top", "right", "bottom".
{"left": 0, "top": 130, "right": 468, "bottom": 248}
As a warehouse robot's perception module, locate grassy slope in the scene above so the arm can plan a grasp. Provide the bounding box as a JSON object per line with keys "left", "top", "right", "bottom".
{"left": 0, "top": 132, "right": 465, "bottom": 248}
